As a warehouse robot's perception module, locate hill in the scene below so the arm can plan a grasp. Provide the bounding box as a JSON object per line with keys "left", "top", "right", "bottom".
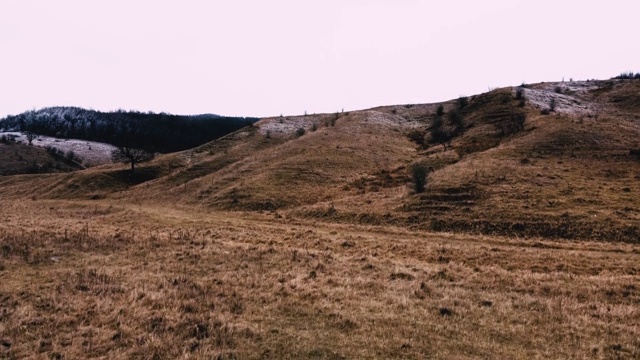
{"left": 0, "top": 136, "right": 84, "bottom": 175}
{"left": 1, "top": 78, "right": 639, "bottom": 359}
{"left": 8, "top": 78, "right": 636, "bottom": 241}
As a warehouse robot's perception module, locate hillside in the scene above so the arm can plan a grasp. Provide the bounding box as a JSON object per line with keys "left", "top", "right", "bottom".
{"left": 1, "top": 78, "right": 639, "bottom": 359}
{"left": 0, "top": 138, "right": 84, "bottom": 175}
{"left": 5, "top": 78, "right": 637, "bottom": 241}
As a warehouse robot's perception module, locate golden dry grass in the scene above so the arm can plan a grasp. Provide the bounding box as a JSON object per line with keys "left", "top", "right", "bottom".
{"left": 1, "top": 200, "right": 639, "bottom": 359}
{"left": 1, "top": 79, "right": 640, "bottom": 359}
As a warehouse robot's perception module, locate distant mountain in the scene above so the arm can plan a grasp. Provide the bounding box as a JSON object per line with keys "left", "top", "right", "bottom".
{"left": 0, "top": 107, "right": 259, "bottom": 153}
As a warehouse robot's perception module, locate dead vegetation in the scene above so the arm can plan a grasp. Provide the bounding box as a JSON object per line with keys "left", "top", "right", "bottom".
{"left": 0, "top": 201, "right": 639, "bottom": 359}
{"left": 1, "top": 78, "right": 640, "bottom": 358}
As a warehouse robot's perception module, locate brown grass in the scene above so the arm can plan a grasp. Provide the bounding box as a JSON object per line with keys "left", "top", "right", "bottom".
{"left": 1, "top": 79, "right": 640, "bottom": 358}
{"left": 1, "top": 200, "right": 639, "bottom": 359}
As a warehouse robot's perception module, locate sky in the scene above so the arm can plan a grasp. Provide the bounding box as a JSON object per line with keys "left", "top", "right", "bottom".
{"left": 1, "top": 0, "right": 638, "bottom": 118}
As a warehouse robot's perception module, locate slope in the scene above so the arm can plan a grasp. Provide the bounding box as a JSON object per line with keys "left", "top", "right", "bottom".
{"left": 1, "top": 79, "right": 639, "bottom": 242}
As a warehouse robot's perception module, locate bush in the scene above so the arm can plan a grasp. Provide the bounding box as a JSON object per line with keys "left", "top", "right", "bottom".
{"left": 429, "top": 127, "right": 452, "bottom": 150}
{"left": 613, "top": 72, "right": 640, "bottom": 80}
{"left": 296, "top": 128, "right": 306, "bottom": 137}
{"left": 448, "top": 109, "right": 463, "bottom": 128}
{"left": 549, "top": 98, "right": 556, "bottom": 112}
{"left": 410, "top": 164, "right": 428, "bottom": 193}
{"left": 407, "top": 130, "right": 426, "bottom": 148}
{"left": 554, "top": 86, "right": 563, "bottom": 94}
{"left": 457, "top": 96, "right": 468, "bottom": 110}
{"left": 65, "top": 150, "right": 78, "bottom": 162}
{"left": 435, "top": 105, "right": 444, "bottom": 117}
{"left": 515, "top": 87, "right": 525, "bottom": 100}
{"left": 513, "top": 113, "right": 526, "bottom": 131}
{"left": 311, "top": 123, "right": 318, "bottom": 132}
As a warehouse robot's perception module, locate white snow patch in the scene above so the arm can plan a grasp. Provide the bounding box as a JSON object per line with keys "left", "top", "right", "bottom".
{"left": 0, "top": 132, "right": 116, "bottom": 166}
{"left": 520, "top": 81, "right": 601, "bottom": 117}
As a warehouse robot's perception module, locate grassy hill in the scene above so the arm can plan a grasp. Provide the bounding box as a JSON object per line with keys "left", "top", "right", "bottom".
{"left": 0, "top": 140, "right": 84, "bottom": 175}
{"left": 5, "top": 78, "right": 637, "bottom": 241}
{"left": 1, "top": 78, "right": 639, "bottom": 359}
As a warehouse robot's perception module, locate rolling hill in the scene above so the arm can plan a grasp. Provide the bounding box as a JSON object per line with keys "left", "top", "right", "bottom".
{"left": 1, "top": 77, "right": 639, "bottom": 359}
{"left": 3, "top": 78, "right": 638, "bottom": 241}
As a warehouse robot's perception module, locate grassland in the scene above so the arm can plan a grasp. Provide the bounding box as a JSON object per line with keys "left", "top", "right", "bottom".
{"left": 1, "top": 201, "right": 638, "bottom": 359}
{"left": 1, "top": 79, "right": 639, "bottom": 359}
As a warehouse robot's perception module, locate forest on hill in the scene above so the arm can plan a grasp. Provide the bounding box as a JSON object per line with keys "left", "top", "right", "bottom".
{"left": 0, "top": 107, "right": 259, "bottom": 153}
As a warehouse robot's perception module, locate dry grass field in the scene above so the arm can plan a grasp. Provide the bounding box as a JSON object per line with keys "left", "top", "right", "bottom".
{"left": 1, "top": 79, "right": 639, "bottom": 359}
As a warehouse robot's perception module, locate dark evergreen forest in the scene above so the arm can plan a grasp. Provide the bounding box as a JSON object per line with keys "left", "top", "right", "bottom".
{"left": 0, "top": 107, "right": 259, "bottom": 153}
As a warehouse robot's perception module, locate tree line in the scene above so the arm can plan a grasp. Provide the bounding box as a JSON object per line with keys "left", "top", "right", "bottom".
{"left": 0, "top": 107, "right": 259, "bottom": 153}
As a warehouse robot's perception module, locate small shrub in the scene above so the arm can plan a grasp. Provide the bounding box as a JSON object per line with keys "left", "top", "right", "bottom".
{"left": 457, "top": 96, "right": 468, "bottom": 110}
{"left": 515, "top": 87, "right": 524, "bottom": 100}
{"left": 407, "top": 130, "right": 426, "bottom": 148}
{"left": 549, "top": 98, "right": 556, "bottom": 111}
{"left": 448, "top": 109, "right": 463, "bottom": 128}
{"left": 296, "top": 128, "right": 306, "bottom": 137}
{"left": 435, "top": 104, "right": 444, "bottom": 117}
{"left": 518, "top": 98, "right": 526, "bottom": 107}
{"left": 554, "top": 86, "right": 563, "bottom": 94}
{"left": 432, "top": 116, "right": 443, "bottom": 129}
{"left": 410, "top": 164, "right": 428, "bottom": 193}
{"left": 66, "top": 150, "right": 77, "bottom": 162}
{"left": 613, "top": 72, "right": 640, "bottom": 80}
{"left": 513, "top": 113, "right": 526, "bottom": 131}
{"left": 311, "top": 123, "right": 318, "bottom": 132}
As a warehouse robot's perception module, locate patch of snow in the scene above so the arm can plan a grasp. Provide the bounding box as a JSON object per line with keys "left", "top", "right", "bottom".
{"left": 520, "top": 81, "right": 600, "bottom": 117}
{"left": 0, "top": 132, "right": 116, "bottom": 166}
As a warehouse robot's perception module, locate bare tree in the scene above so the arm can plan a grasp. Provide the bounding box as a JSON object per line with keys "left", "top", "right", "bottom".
{"left": 111, "top": 146, "right": 154, "bottom": 172}
{"left": 24, "top": 130, "right": 37, "bottom": 145}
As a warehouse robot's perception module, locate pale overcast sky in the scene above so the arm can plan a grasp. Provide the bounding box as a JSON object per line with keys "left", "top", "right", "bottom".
{"left": 1, "top": 0, "right": 638, "bottom": 118}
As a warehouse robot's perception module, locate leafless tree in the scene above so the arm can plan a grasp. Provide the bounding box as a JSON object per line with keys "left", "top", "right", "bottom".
{"left": 111, "top": 146, "right": 154, "bottom": 172}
